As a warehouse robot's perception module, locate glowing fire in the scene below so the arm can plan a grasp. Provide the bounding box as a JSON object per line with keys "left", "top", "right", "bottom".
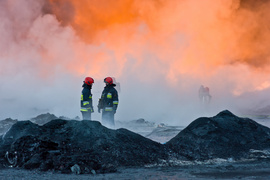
{"left": 45, "top": 0, "right": 270, "bottom": 76}
{"left": 2, "top": 0, "right": 270, "bottom": 95}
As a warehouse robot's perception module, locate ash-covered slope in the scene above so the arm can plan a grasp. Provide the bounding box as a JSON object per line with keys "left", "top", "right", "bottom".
{"left": 0, "top": 113, "right": 59, "bottom": 136}
{"left": 0, "top": 120, "right": 167, "bottom": 173}
{"left": 30, "top": 113, "right": 58, "bottom": 125}
{"left": 1, "top": 110, "right": 270, "bottom": 174}
{"left": 0, "top": 118, "right": 18, "bottom": 135}
{"left": 166, "top": 110, "right": 270, "bottom": 160}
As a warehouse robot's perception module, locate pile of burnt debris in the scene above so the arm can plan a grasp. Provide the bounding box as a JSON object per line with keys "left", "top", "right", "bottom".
{"left": 0, "top": 110, "right": 270, "bottom": 174}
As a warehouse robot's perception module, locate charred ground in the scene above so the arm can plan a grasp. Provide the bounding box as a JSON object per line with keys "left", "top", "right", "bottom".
{"left": 0, "top": 110, "right": 270, "bottom": 175}
{"left": 166, "top": 110, "right": 270, "bottom": 160}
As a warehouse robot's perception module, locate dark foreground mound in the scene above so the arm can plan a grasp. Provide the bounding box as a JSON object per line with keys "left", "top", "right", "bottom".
{"left": 1, "top": 110, "right": 270, "bottom": 174}
{"left": 0, "top": 120, "right": 167, "bottom": 174}
{"left": 166, "top": 110, "right": 270, "bottom": 160}
{"left": 0, "top": 118, "right": 18, "bottom": 135}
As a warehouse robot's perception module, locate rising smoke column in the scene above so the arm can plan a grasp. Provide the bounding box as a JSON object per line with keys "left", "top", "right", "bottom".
{"left": 43, "top": 0, "right": 270, "bottom": 86}
{"left": 1, "top": 0, "right": 270, "bottom": 123}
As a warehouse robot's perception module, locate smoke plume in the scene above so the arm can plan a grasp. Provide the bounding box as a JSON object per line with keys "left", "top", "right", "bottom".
{"left": 1, "top": 0, "right": 270, "bottom": 125}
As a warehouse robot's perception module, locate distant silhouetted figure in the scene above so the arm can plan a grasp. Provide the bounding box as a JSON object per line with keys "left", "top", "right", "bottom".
{"left": 199, "top": 85, "right": 205, "bottom": 102}
{"left": 199, "top": 85, "right": 212, "bottom": 104}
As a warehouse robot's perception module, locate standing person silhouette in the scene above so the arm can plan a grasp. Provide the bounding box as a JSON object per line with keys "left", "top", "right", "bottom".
{"left": 80, "top": 77, "right": 94, "bottom": 120}
{"left": 98, "top": 77, "right": 119, "bottom": 127}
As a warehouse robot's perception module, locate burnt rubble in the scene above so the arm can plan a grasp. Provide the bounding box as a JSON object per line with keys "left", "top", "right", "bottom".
{"left": 0, "top": 110, "right": 270, "bottom": 174}
{"left": 0, "top": 113, "right": 80, "bottom": 136}
{"left": 166, "top": 110, "right": 270, "bottom": 160}
{"left": 0, "top": 113, "right": 59, "bottom": 137}
{"left": 30, "top": 112, "right": 80, "bottom": 125}
{"left": 0, "top": 118, "right": 18, "bottom": 135}
{"left": 0, "top": 120, "right": 167, "bottom": 174}
{"left": 30, "top": 113, "right": 58, "bottom": 125}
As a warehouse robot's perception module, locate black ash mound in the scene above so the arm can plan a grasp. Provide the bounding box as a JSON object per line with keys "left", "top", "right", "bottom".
{"left": 0, "top": 120, "right": 166, "bottom": 174}
{"left": 166, "top": 110, "right": 270, "bottom": 160}
{"left": 1, "top": 110, "right": 270, "bottom": 174}
{"left": 0, "top": 118, "right": 18, "bottom": 135}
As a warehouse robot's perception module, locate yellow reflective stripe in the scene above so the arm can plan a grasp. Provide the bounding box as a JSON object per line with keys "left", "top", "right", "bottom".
{"left": 105, "top": 107, "right": 113, "bottom": 111}
{"left": 80, "top": 107, "right": 88, "bottom": 112}
{"left": 81, "top": 107, "right": 91, "bottom": 112}
{"left": 83, "top": 101, "right": 89, "bottom": 106}
{"left": 81, "top": 95, "right": 92, "bottom": 100}
{"left": 107, "top": 93, "right": 112, "bottom": 99}
{"left": 113, "top": 101, "right": 118, "bottom": 104}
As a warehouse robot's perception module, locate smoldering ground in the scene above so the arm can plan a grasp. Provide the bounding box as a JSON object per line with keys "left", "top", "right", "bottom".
{"left": 1, "top": 110, "right": 270, "bottom": 179}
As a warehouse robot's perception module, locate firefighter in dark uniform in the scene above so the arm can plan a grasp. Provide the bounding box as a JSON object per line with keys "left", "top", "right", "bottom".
{"left": 98, "top": 77, "right": 119, "bottom": 127}
{"left": 81, "top": 77, "right": 94, "bottom": 120}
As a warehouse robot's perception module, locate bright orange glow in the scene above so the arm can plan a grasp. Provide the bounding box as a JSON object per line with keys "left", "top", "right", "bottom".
{"left": 3, "top": 0, "right": 270, "bottom": 120}
{"left": 43, "top": 0, "right": 270, "bottom": 94}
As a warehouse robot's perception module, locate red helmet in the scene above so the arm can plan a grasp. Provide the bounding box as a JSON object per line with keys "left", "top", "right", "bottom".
{"left": 84, "top": 77, "right": 94, "bottom": 85}
{"left": 104, "top": 77, "right": 113, "bottom": 85}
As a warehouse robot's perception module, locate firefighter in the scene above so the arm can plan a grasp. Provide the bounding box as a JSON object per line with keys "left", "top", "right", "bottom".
{"left": 204, "top": 87, "right": 212, "bottom": 103}
{"left": 98, "top": 77, "right": 119, "bottom": 127}
{"left": 198, "top": 85, "right": 205, "bottom": 102}
{"left": 198, "top": 85, "right": 212, "bottom": 104}
{"left": 81, "top": 77, "right": 94, "bottom": 120}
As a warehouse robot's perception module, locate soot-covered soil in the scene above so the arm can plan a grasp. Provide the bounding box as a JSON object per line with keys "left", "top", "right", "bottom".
{"left": 166, "top": 110, "right": 270, "bottom": 160}
{"left": 1, "top": 159, "right": 270, "bottom": 180}
{"left": 0, "top": 110, "right": 270, "bottom": 178}
{"left": 0, "top": 120, "right": 167, "bottom": 174}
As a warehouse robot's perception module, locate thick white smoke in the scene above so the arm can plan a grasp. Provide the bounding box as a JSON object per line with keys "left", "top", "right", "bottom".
{"left": 1, "top": 0, "right": 270, "bottom": 127}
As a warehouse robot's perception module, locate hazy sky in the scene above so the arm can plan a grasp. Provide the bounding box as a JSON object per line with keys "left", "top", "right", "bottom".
{"left": 1, "top": 0, "right": 270, "bottom": 125}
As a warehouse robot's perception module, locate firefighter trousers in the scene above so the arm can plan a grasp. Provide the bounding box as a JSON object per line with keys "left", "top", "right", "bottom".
{"left": 81, "top": 111, "right": 91, "bottom": 120}
{"left": 102, "top": 111, "right": 115, "bottom": 127}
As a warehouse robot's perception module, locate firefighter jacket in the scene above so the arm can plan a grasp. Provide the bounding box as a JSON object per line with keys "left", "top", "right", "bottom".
{"left": 99, "top": 85, "right": 118, "bottom": 112}
{"left": 81, "top": 83, "right": 93, "bottom": 112}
